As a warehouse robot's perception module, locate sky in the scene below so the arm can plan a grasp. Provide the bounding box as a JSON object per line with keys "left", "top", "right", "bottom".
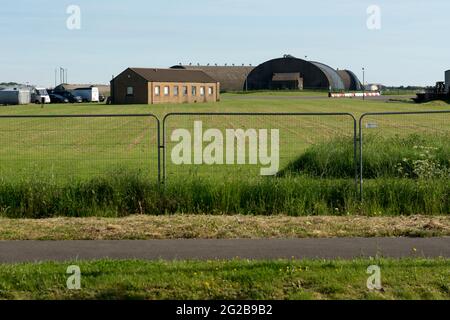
{"left": 0, "top": 0, "right": 449, "bottom": 87}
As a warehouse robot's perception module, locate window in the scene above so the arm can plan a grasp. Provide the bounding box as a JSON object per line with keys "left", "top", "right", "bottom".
{"left": 200, "top": 87, "right": 205, "bottom": 96}
{"left": 174, "top": 86, "right": 179, "bottom": 96}
{"left": 208, "top": 87, "right": 214, "bottom": 95}
{"left": 154, "top": 86, "right": 160, "bottom": 96}
{"left": 182, "top": 86, "right": 188, "bottom": 96}
{"left": 192, "top": 86, "right": 197, "bottom": 96}
{"left": 164, "top": 86, "right": 170, "bottom": 96}
{"left": 127, "top": 87, "right": 134, "bottom": 96}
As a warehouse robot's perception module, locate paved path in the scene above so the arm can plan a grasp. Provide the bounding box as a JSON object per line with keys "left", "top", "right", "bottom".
{"left": 0, "top": 238, "right": 449, "bottom": 263}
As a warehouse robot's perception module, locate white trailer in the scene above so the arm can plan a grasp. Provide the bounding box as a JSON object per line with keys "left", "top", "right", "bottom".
{"left": 73, "top": 87, "right": 100, "bottom": 102}
{"left": 0, "top": 88, "right": 31, "bottom": 105}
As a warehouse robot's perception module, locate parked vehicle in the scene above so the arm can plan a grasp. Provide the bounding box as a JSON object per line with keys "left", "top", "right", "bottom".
{"left": 49, "top": 93, "right": 69, "bottom": 104}
{"left": 31, "top": 88, "right": 51, "bottom": 104}
{"left": 0, "top": 88, "right": 31, "bottom": 105}
{"left": 73, "top": 87, "right": 100, "bottom": 102}
{"left": 58, "top": 91, "right": 83, "bottom": 103}
{"left": 99, "top": 94, "right": 106, "bottom": 102}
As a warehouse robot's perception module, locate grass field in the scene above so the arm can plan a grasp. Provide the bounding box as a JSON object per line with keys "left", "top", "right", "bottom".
{"left": 0, "top": 95, "right": 449, "bottom": 217}
{"left": 0, "top": 259, "right": 448, "bottom": 300}
{"left": 0, "top": 96, "right": 448, "bottom": 181}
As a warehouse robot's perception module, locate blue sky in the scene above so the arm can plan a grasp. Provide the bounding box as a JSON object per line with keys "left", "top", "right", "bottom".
{"left": 1, "top": 0, "right": 449, "bottom": 87}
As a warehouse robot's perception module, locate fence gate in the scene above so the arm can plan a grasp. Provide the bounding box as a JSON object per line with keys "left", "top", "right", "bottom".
{"left": 359, "top": 111, "right": 450, "bottom": 202}
{"left": 162, "top": 112, "right": 358, "bottom": 189}
{"left": 0, "top": 114, "right": 161, "bottom": 183}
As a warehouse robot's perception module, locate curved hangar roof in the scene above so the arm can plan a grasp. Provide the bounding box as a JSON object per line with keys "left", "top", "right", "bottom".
{"left": 247, "top": 57, "right": 349, "bottom": 91}
{"left": 171, "top": 65, "right": 254, "bottom": 92}
{"left": 337, "top": 70, "right": 363, "bottom": 91}
{"left": 310, "top": 61, "right": 345, "bottom": 90}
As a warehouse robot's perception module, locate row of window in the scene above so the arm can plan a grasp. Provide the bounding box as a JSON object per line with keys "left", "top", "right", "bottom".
{"left": 154, "top": 85, "right": 214, "bottom": 97}
{"left": 126, "top": 85, "right": 214, "bottom": 97}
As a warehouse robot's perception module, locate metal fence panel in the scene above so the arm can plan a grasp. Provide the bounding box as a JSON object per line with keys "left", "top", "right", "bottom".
{"left": 163, "top": 113, "right": 357, "bottom": 186}
{"left": 0, "top": 114, "right": 160, "bottom": 183}
{"left": 359, "top": 111, "right": 450, "bottom": 201}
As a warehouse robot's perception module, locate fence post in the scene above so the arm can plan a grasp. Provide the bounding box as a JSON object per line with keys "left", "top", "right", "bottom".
{"left": 155, "top": 116, "right": 162, "bottom": 185}
{"left": 359, "top": 115, "right": 365, "bottom": 202}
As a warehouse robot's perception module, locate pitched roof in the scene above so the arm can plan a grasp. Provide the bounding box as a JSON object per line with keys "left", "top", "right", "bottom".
{"left": 130, "top": 68, "right": 217, "bottom": 83}
{"left": 171, "top": 65, "right": 254, "bottom": 91}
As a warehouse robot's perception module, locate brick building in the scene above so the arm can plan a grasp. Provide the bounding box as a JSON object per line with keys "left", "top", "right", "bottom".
{"left": 111, "top": 68, "right": 220, "bottom": 104}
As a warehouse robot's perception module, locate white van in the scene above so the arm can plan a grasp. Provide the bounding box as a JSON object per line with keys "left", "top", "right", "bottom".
{"left": 31, "top": 88, "right": 51, "bottom": 104}
{"left": 73, "top": 87, "right": 100, "bottom": 102}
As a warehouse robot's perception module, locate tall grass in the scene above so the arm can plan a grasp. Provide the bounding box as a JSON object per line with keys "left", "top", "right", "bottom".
{"left": 1, "top": 135, "right": 450, "bottom": 218}
{"left": 0, "top": 172, "right": 449, "bottom": 218}
{"left": 280, "top": 134, "right": 450, "bottom": 179}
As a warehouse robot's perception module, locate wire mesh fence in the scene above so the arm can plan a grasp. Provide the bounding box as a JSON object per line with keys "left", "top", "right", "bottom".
{"left": 0, "top": 115, "right": 160, "bottom": 183}
{"left": 163, "top": 113, "right": 357, "bottom": 184}
{"left": 359, "top": 111, "right": 450, "bottom": 201}
{"left": 3, "top": 111, "right": 448, "bottom": 205}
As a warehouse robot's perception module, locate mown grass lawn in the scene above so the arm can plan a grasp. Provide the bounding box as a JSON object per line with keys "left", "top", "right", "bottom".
{"left": 0, "top": 259, "right": 448, "bottom": 300}
{"left": 0, "top": 96, "right": 447, "bottom": 182}
{"left": 0, "top": 93, "right": 450, "bottom": 179}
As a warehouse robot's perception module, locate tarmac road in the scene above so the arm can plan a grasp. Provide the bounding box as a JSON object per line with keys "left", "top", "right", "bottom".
{"left": 0, "top": 238, "right": 449, "bottom": 263}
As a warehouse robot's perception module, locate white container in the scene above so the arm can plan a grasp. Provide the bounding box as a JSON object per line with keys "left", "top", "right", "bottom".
{"left": 0, "top": 88, "right": 31, "bottom": 105}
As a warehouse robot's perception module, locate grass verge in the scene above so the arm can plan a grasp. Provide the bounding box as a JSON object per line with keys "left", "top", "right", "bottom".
{"left": 2, "top": 174, "right": 450, "bottom": 217}
{"left": 0, "top": 259, "right": 448, "bottom": 300}
{"left": 0, "top": 215, "right": 449, "bottom": 240}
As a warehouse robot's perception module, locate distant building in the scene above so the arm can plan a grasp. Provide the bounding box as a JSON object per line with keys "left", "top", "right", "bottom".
{"left": 365, "top": 83, "right": 385, "bottom": 92}
{"left": 336, "top": 70, "right": 363, "bottom": 91}
{"left": 111, "top": 68, "right": 220, "bottom": 105}
{"left": 245, "top": 56, "right": 361, "bottom": 91}
{"left": 172, "top": 56, "right": 362, "bottom": 92}
{"left": 271, "top": 72, "right": 303, "bottom": 90}
{"left": 171, "top": 65, "right": 254, "bottom": 92}
{"left": 445, "top": 70, "right": 450, "bottom": 93}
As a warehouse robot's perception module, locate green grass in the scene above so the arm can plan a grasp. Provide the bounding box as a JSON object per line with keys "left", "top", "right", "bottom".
{"left": 1, "top": 172, "right": 450, "bottom": 218}
{"left": 0, "top": 97, "right": 448, "bottom": 181}
{"left": 281, "top": 134, "right": 450, "bottom": 179}
{"left": 0, "top": 259, "right": 448, "bottom": 300}
{"left": 381, "top": 89, "right": 418, "bottom": 96}
{"left": 0, "top": 97, "right": 449, "bottom": 217}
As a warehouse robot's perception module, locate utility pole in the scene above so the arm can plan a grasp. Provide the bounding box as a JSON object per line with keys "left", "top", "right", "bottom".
{"left": 59, "top": 67, "right": 67, "bottom": 84}
{"left": 362, "top": 67, "right": 365, "bottom": 100}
